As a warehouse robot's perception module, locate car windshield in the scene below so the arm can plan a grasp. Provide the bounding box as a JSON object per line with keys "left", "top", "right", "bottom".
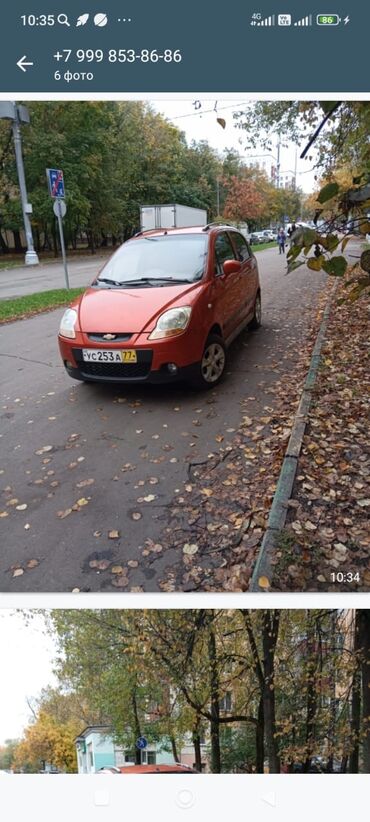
{"left": 96, "top": 234, "right": 208, "bottom": 286}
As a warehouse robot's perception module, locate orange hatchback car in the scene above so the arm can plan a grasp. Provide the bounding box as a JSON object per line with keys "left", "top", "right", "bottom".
{"left": 58, "top": 224, "right": 261, "bottom": 389}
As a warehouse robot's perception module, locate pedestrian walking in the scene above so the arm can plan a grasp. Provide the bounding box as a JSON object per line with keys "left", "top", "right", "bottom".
{"left": 277, "top": 227, "right": 286, "bottom": 254}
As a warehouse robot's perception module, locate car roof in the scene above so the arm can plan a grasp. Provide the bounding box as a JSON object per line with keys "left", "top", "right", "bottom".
{"left": 133, "top": 225, "right": 244, "bottom": 240}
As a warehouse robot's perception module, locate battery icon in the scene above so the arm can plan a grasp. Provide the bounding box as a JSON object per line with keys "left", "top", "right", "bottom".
{"left": 316, "top": 14, "right": 341, "bottom": 25}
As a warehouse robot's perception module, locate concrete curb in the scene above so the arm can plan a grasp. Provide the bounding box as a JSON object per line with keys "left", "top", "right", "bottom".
{"left": 249, "top": 283, "right": 338, "bottom": 592}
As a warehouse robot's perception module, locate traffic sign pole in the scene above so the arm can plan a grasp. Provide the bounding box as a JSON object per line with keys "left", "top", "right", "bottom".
{"left": 55, "top": 199, "right": 69, "bottom": 289}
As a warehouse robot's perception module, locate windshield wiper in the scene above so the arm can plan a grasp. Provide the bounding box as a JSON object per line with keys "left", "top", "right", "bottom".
{"left": 120, "top": 276, "right": 194, "bottom": 286}
{"left": 96, "top": 277, "right": 123, "bottom": 287}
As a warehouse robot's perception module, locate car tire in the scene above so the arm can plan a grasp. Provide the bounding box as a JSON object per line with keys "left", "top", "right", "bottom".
{"left": 249, "top": 292, "right": 262, "bottom": 330}
{"left": 190, "top": 334, "right": 227, "bottom": 389}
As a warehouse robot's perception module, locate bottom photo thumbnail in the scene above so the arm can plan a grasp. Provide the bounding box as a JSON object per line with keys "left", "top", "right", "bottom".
{"left": 0, "top": 609, "right": 369, "bottom": 775}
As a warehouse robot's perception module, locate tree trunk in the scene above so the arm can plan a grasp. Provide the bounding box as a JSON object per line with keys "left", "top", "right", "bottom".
{"left": 131, "top": 690, "right": 142, "bottom": 765}
{"left": 207, "top": 619, "right": 221, "bottom": 773}
{"left": 0, "top": 229, "right": 9, "bottom": 254}
{"left": 358, "top": 610, "right": 370, "bottom": 773}
{"left": 303, "top": 612, "right": 318, "bottom": 773}
{"left": 326, "top": 612, "right": 337, "bottom": 773}
{"left": 170, "top": 735, "right": 180, "bottom": 763}
{"left": 255, "top": 695, "right": 264, "bottom": 773}
{"left": 192, "top": 717, "right": 203, "bottom": 772}
{"left": 262, "top": 611, "right": 280, "bottom": 773}
{"left": 349, "top": 611, "right": 361, "bottom": 773}
{"left": 13, "top": 229, "right": 23, "bottom": 253}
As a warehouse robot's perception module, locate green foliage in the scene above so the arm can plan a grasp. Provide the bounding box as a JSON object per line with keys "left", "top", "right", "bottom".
{"left": 317, "top": 182, "right": 340, "bottom": 203}
{"left": 218, "top": 726, "right": 257, "bottom": 773}
{"left": 37, "top": 609, "right": 369, "bottom": 774}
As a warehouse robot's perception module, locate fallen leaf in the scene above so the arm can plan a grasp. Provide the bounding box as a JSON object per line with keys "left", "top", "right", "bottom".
{"left": 183, "top": 543, "right": 199, "bottom": 555}
{"left": 111, "top": 576, "right": 129, "bottom": 588}
{"left": 258, "top": 576, "right": 270, "bottom": 589}
{"left": 111, "top": 565, "right": 124, "bottom": 575}
{"left": 108, "top": 530, "right": 120, "bottom": 539}
{"left": 89, "top": 559, "right": 111, "bottom": 571}
{"left": 12, "top": 568, "right": 24, "bottom": 578}
{"left": 35, "top": 445, "right": 53, "bottom": 455}
{"left": 56, "top": 508, "right": 72, "bottom": 519}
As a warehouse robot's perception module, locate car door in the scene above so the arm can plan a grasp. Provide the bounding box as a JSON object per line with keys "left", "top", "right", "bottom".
{"left": 229, "top": 231, "right": 258, "bottom": 320}
{"left": 212, "top": 231, "right": 241, "bottom": 341}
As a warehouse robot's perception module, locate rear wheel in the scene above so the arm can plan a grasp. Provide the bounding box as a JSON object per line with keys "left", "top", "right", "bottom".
{"left": 249, "top": 292, "right": 262, "bottom": 330}
{"left": 190, "top": 334, "right": 226, "bottom": 389}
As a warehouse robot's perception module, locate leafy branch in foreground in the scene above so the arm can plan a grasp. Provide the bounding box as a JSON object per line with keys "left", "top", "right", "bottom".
{"left": 287, "top": 177, "right": 370, "bottom": 299}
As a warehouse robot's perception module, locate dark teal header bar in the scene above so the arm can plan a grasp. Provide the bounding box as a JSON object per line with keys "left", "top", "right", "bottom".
{"left": 0, "top": 1, "right": 368, "bottom": 92}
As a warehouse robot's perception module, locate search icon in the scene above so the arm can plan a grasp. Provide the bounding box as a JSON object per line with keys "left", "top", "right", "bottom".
{"left": 57, "top": 13, "right": 70, "bottom": 26}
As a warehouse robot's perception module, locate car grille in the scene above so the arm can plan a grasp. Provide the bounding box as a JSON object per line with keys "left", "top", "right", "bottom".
{"left": 80, "top": 362, "right": 151, "bottom": 378}
{"left": 87, "top": 333, "right": 133, "bottom": 342}
{"left": 73, "top": 349, "right": 153, "bottom": 380}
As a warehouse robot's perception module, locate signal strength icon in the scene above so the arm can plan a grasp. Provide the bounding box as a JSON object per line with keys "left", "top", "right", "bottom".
{"left": 250, "top": 15, "right": 275, "bottom": 26}
{"left": 294, "top": 14, "right": 312, "bottom": 26}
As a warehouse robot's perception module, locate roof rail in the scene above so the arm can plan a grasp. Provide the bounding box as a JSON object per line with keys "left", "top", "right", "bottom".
{"left": 202, "top": 222, "right": 233, "bottom": 232}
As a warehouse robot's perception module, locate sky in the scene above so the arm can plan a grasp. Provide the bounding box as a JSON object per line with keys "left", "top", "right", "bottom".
{"left": 0, "top": 611, "right": 56, "bottom": 745}
{"left": 153, "top": 99, "right": 318, "bottom": 193}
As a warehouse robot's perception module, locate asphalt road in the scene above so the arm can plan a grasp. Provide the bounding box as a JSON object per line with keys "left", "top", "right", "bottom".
{"left": 0, "top": 247, "right": 328, "bottom": 592}
{"left": 0, "top": 255, "right": 108, "bottom": 299}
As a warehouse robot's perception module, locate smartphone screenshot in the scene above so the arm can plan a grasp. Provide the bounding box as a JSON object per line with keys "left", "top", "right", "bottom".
{"left": 0, "top": 2, "right": 369, "bottom": 818}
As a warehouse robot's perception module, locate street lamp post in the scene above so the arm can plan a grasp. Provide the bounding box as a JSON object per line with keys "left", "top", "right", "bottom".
{"left": 0, "top": 102, "right": 39, "bottom": 265}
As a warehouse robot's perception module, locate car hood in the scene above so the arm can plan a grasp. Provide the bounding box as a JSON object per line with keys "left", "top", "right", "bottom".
{"left": 77, "top": 282, "right": 206, "bottom": 333}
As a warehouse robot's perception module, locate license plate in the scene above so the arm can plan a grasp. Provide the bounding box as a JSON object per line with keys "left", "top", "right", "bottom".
{"left": 82, "top": 349, "right": 137, "bottom": 363}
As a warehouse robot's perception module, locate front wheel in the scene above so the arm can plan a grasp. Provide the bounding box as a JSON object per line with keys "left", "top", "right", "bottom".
{"left": 249, "top": 292, "right": 262, "bottom": 330}
{"left": 190, "top": 334, "right": 227, "bottom": 389}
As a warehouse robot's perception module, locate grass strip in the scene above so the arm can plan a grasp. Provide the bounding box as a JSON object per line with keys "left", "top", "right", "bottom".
{"left": 0, "top": 288, "right": 84, "bottom": 323}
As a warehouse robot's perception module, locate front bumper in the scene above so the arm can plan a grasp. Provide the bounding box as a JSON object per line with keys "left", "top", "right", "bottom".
{"left": 63, "top": 358, "right": 200, "bottom": 384}
{"left": 58, "top": 331, "right": 204, "bottom": 384}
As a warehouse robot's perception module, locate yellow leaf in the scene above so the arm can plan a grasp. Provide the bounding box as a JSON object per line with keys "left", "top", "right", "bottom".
{"left": 258, "top": 576, "right": 270, "bottom": 589}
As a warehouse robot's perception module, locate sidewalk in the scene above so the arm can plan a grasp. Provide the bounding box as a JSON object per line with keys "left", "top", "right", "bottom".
{"left": 271, "top": 266, "right": 370, "bottom": 591}
{"left": 0, "top": 254, "right": 109, "bottom": 299}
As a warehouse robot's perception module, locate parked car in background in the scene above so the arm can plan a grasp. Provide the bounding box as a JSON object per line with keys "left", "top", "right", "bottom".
{"left": 261, "top": 230, "right": 276, "bottom": 242}
{"left": 249, "top": 232, "right": 263, "bottom": 244}
{"left": 99, "top": 764, "right": 198, "bottom": 774}
{"left": 58, "top": 224, "right": 261, "bottom": 390}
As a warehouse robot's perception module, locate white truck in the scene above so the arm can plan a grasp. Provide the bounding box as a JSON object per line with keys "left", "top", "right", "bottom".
{"left": 140, "top": 204, "right": 207, "bottom": 232}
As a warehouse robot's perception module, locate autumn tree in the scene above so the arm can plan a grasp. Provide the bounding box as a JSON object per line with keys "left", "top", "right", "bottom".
{"left": 12, "top": 710, "right": 78, "bottom": 773}
{"left": 39, "top": 609, "right": 370, "bottom": 775}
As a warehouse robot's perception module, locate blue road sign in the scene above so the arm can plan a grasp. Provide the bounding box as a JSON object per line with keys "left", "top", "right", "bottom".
{"left": 46, "top": 168, "right": 65, "bottom": 198}
{"left": 136, "top": 736, "right": 148, "bottom": 750}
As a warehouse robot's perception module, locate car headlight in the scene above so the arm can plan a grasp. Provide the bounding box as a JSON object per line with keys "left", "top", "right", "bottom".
{"left": 59, "top": 308, "right": 78, "bottom": 339}
{"left": 148, "top": 307, "right": 192, "bottom": 340}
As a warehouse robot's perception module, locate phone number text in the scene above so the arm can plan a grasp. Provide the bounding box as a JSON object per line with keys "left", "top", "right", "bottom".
{"left": 53, "top": 49, "right": 182, "bottom": 63}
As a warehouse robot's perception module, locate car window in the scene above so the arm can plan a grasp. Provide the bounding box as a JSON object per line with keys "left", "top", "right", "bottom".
{"left": 230, "top": 232, "right": 251, "bottom": 261}
{"left": 214, "top": 232, "right": 236, "bottom": 275}
{"left": 97, "top": 234, "right": 208, "bottom": 284}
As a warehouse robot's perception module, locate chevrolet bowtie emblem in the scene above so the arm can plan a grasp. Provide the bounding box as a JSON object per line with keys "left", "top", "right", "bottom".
{"left": 103, "top": 333, "right": 116, "bottom": 340}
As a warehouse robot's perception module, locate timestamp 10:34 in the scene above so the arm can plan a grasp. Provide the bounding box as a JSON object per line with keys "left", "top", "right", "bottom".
{"left": 53, "top": 49, "right": 182, "bottom": 64}
{"left": 330, "top": 571, "right": 361, "bottom": 583}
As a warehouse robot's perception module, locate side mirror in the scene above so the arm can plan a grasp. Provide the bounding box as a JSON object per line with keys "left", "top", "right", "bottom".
{"left": 223, "top": 259, "right": 241, "bottom": 275}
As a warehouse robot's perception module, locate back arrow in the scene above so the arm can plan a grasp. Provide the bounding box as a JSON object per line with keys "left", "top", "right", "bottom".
{"left": 17, "top": 55, "right": 34, "bottom": 72}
